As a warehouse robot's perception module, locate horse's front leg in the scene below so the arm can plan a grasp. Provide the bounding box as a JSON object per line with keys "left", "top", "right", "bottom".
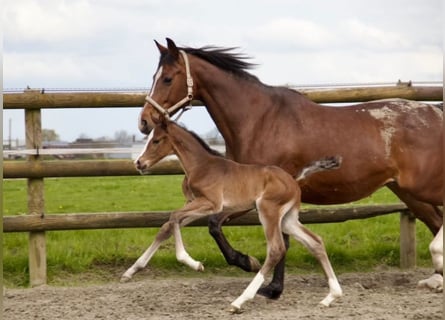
{"left": 256, "top": 233, "right": 289, "bottom": 300}
{"left": 208, "top": 210, "right": 262, "bottom": 273}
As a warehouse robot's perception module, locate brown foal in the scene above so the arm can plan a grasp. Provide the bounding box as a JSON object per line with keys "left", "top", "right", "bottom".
{"left": 121, "top": 117, "right": 343, "bottom": 312}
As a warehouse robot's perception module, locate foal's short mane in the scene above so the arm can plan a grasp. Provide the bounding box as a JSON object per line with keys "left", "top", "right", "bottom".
{"left": 180, "top": 46, "right": 259, "bottom": 81}
{"left": 173, "top": 122, "right": 224, "bottom": 157}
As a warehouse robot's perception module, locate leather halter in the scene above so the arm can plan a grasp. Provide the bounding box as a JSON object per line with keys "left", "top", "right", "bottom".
{"left": 145, "top": 50, "right": 194, "bottom": 119}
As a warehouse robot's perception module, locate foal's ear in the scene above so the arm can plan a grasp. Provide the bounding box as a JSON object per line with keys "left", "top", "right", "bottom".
{"left": 166, "top": 37, "right": 179, "bottom": 60}
{"left": 154, "top": 40, "right": 168, "bottom": 55}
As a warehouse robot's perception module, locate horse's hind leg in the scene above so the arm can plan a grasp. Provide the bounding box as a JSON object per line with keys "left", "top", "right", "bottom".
{"left": 208, "top": 210, "right": 262, "bottom": 272}
{"left": 386, "top": 183, "right": 442, "bottom": 234}
{"left": 282, "top": 209, "right": 342, "bottom": 306}
{"left": 418, "top": 226, "right": 443, "bottom": 292}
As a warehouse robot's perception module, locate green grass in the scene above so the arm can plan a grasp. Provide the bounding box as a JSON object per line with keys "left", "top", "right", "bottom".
{"left": 3, "top": 176, "right": 434, "bottom": 287}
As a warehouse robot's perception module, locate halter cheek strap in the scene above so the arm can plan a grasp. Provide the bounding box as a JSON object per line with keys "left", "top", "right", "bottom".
{"left": 145, "top": 50, "right": 194, "bottom": 119}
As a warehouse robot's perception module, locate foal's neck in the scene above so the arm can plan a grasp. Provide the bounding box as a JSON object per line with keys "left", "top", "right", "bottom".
{"left": 168, "top": 124, "right": 218, "bottom": 176}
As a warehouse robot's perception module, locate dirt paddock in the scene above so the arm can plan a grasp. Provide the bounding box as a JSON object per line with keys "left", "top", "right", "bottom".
{"left": 4, "top": 268, "right": 442, "bottom": 320}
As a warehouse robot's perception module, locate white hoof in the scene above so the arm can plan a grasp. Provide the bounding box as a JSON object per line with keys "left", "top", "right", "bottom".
{"left": 417, "top": 273, "right": 443, "bottom": 293}
{"left": 319, "top": 291, "right": 342, "bottom": 307}
{"left": 120, "top": 275, "right": 132, "bottom": 283}
{"left": 229, "top": 304, "right": 243, "bottom": 314}
{"left": 196, "top": 262, "right": 205, "bottom": 272}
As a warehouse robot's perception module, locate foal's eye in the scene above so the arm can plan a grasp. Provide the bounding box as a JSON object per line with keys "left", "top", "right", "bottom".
{"left": 163, "top": 77, "right": 172, "bottom": 84}
{"left": 152, "top": 139, "right": 160, "bottom": 145}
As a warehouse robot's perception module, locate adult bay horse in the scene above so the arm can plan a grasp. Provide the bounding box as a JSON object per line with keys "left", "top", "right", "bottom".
{"left": 138, "top": 38, "right": 444, "bottom": 297}
{"left": 123, "top": 116, "right": 343, "bottom": 312}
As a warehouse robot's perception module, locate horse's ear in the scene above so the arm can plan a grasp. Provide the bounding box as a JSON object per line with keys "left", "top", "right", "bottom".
{"left": 166, "top": 37, "right": 179, "bottom": 60}
{"left": 154, "top": 40, "right": 168, "bottom": 55}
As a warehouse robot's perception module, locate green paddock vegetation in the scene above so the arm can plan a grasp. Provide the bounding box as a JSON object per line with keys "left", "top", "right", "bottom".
{"left": 3, "top": 175, "right": 434, "bottom": 288}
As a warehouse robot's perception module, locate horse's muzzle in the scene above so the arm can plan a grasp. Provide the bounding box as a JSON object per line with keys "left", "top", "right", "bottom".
{"left": 139, "top": 119, "right": 153, "bottom": 135}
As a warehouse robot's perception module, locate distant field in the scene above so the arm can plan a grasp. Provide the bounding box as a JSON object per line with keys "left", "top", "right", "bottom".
{"left": 3, "top": 176, "right": 434, "bottom": 287}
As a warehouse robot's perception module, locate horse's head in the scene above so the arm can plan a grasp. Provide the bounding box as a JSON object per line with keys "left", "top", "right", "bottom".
{"left": 135, "top": 114, "right": 174, "bottom": 174}
{"left": 139, "top": 38, "right": 193, "bottom": 135}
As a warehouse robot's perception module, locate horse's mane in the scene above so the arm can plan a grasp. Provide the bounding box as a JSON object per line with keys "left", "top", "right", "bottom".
{"left": 172, "top": 122, "right": 224, "bottom": 157}
{"left": 180, "top": 46, "right": 259, "bottom": 82}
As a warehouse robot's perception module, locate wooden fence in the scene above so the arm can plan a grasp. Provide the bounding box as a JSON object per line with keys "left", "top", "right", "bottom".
{"left": 3, "top": 84, "right": 442, "bottom": 287}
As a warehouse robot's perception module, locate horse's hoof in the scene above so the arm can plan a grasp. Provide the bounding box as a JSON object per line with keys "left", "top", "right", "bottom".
{"left": 417, "top": 274, "right": 443, "bottom": 293}
{"left": 257, "top": 285, "right": 283, "bottom": 300}
{"left": 248, "top": 256, "right": 261, "bottom": 272}
{"left": 120, "top": 275, "right": 131, "bottom": 283}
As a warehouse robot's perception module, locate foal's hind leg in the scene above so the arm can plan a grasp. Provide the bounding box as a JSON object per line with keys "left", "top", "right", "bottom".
{"left": 282, "top": 209, "right": 342, "bottom": 306}
{"left": 230, "top": 202, "right": 287, "bottom": 312}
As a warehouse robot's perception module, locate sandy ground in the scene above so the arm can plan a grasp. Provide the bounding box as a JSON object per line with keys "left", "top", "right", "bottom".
{"left": 3, "top": 268, "right": 442, "bottom": 320}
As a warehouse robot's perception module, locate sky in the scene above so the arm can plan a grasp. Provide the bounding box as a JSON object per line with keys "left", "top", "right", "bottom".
{"left": 3, "top": 0, "right": 443, "bottom": 143}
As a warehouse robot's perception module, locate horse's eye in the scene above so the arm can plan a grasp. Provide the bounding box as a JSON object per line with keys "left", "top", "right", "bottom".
{"left": 163, "top": 77, "right": 172, "bottom": 84}
{"left": 152, "top": 139, "right": 160, "bottom": 145}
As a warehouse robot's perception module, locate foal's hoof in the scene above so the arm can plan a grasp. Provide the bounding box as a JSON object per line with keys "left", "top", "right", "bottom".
{"left": 229, "top": 305, "right": 243, "bottom": 314}
{"left": 120, "top": 275, "right": 132, "bottom": 283}
{"left": 196, "top": 262, "right": 205, "bottom": 272}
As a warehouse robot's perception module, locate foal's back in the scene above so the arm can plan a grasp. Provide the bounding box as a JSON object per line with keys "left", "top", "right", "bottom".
{"left": 202, "top": 157, "right": 300, "bottom": 212}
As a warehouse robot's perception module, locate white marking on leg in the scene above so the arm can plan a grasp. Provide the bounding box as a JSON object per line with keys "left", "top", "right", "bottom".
{"left": 418, "top": 226, "right": 443, "bottom": 292}
{"left": 230, "top": 272, "right": 265, "bottom": 312}
{"left": 174, "top": 223, "right": 204, "bottom": 271}
{"left": 121, "top": 239, "right": 162, "bottom": 282}
{"left": 282, "top": 209, "right": 342, "bottom": 306}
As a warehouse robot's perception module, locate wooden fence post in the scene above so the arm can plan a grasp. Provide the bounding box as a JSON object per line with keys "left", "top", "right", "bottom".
{"left": 25, "top": 90, "right": 46, "bottom": 286}
{"left": 399, "top": 210, "right": 416, "bottom": 269}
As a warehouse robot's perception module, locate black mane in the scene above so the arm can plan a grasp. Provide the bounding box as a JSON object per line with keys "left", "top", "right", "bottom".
{"left": 180, "top": 46, "right": 259, "bottom": 81}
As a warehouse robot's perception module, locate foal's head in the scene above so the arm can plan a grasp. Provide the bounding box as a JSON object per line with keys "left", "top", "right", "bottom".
{"left": 135, "top": 117, "right": 174, "bottom": 174}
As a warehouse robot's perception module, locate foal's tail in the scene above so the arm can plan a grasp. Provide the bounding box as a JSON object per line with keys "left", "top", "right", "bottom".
{"left": 296, "top": 156, "right": 342, "bottom": 181}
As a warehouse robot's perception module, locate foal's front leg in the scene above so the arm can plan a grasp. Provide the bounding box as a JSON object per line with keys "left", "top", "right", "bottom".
{"left": 120, "top": 220, "right": 175, "bottom": 282}
{"left": 121, "top": 198, "right": 217, "bottom": 282}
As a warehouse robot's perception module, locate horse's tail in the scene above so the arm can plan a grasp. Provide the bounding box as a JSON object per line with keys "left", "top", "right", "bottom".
{"left": 296, "top": 156, "right": 342, "bottom": 181}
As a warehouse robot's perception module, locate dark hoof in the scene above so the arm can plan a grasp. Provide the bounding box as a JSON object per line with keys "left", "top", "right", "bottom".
{"left": 257, "top": 284, "right": 283, "bottom": 300}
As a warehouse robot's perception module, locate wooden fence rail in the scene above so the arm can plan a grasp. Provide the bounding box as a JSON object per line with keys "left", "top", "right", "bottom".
{"left": 4, "top": 204, "right": 408, "bottom": 232}
{"left": 3, "top": 85, "right": 442, "bottom": 110}
{"left": 4, "top": 84, "right": 441, "bottom": 287}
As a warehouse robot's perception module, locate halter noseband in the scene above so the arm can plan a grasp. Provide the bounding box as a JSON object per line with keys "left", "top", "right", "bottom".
{"left": 145, "top": 50, "right": 194, "bottom": 119}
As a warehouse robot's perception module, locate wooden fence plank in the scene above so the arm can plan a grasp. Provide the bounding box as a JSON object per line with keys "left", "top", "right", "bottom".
{"left": 3, "top": 85, "right": 442, "bottom": 110}
{"left": 3, "top": 204, "right": 408, "bottom": 232}
{"left": 3, "top": 159, "right": 182, "bottom": 178}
